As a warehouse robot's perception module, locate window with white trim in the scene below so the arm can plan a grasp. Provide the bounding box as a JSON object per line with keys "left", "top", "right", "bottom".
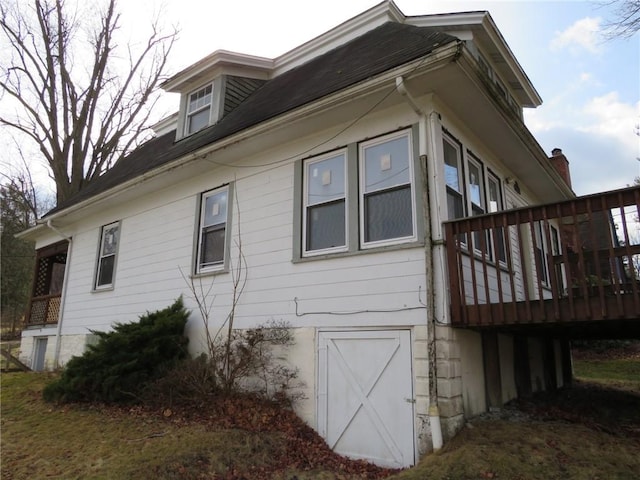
{"left": 303, "top": 151, "right": 347, "bottom": 255}
{"left": 95, "top": 222, "right": 120, "bottom": 289}
{"left": 196, "top": 186, "right": 229, "bottom": 273}
{"left": 443, "top": 131, "right": 509, "bottom": 262}
{"left": 467, "top": 153, "right": 487, "bottom": 251}
{"left": 488, "top": 172, "right": 507, "bottom": 262}
{"left": 360, "top": 131, "right": 416, "bottom": 247}
{"left": 296, "top": 128, "right": 420, "bottom": 259}
{"left": 186, "top": 84, "right": 213, "bottom": 135}
{"left": 443, "top": 135, "right": 465, "bottom": 220}
{"left": 549, "top": 225, "right": 565, "bottom": 292}
{"left": 534, "top": 221, "right": 550, "bottom": 286}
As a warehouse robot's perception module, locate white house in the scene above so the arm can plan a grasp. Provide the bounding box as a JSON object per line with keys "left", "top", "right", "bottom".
{"left": 21, "top": 0, "right": 640, "bottom": 469}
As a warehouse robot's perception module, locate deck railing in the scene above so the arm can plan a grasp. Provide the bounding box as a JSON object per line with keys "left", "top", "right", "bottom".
{"left": 444, "top": 186, "right": 640, "bottom": 328}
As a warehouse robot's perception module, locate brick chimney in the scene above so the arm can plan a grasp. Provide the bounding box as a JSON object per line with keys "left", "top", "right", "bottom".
{"left": 549, "top": 148, "right": 572, "bottom": 189}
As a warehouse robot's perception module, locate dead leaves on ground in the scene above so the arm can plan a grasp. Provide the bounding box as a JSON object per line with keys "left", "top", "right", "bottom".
{"left": 117, "top": 394, "right": 399, "bottom": 479}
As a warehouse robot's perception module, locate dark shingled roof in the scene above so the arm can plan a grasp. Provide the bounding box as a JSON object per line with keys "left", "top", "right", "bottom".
{"left": 48, "top": 22, "right": 457, "bottom": 215}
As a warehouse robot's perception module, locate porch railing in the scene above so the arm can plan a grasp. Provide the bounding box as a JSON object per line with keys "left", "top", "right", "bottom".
{"left": 444, "top": 186, "right": 640, "bottom": 328}
{"left": 25, "top": 294, "right": 62, "bottom": 326}
{"left": 24, "top": 240, "right": 68, "bottom": 327}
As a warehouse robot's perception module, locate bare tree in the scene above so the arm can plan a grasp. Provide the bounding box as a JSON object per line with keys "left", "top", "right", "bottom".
{"left": 0, "top": 161, "right": 52, "bottom": 337}
{"left": 0, "top": 0, "right": 177, "bottom": 205}
{"left": 601, "top": 0, "right": 640, "bottom": 38}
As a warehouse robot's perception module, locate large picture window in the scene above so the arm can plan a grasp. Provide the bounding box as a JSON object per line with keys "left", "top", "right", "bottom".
{"left": 186, "top": 84, "right": 213, "bottom": 135}
{"left": 196, "top": 186, "right": 229, "bottom": 273}
{"left": 95, "top": 221, "right": 120, "bottom": 289}
{"left": 303, "top": 151, "right": 347, "bottom": 255}
{"left": 360, "top": 131, "right": 415, "bottom": 247}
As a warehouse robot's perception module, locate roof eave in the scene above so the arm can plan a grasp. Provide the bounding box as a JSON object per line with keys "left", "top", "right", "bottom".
{"left": 407, "top": 11, "right": 542, "bottom": 108}
{"left": 273, "top": 0, "right": 405, "bottom": 74}
{"left": 35, "top": 42, "right": 462, "bottom": 227}
{"left": 161, "top": 50, "right": 274, "bottom": 93}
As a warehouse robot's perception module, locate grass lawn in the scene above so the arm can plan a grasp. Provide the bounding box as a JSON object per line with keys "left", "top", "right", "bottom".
{"left": 574, "top": 358, "right": 640, "bottom": 391}
{"left": 2, "top": 355, "right": 639, "bottom": 479}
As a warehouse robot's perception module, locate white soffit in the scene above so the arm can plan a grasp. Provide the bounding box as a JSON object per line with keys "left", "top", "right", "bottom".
{"left": 407, "top": 11, "right": 542, "bottom": 107}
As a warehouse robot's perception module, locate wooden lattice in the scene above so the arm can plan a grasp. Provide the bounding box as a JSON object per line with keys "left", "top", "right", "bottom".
{"left": 33, "top": 258, "right": 50, "bottom": 297}
{"left": 27, "top": 244, "right": 68, "bottom": 326}
{"left": 29, "top": 299, "right": 47, "bottom": 325}
{"left": 46, "top": 297, "right": 61, "bottom": 324}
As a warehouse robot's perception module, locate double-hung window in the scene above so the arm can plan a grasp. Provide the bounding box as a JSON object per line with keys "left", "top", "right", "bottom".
{"left": 297, "top": 128, "right": 419, "bottom": 259}
{"left": 196, "top": 186, "right": 229, "bottom": 273}
{"left": 467, "top": 154, "right": 486, "bottom": 252}
{"left": 467, "top": 155, "right": 485, "bottom": 218}
{"left": 360, "top": 131, "right": 415, "bottom": 247}
{"left": 443, "top": 136, "right": 464, "bottom": 220}
{"left": 534, "top": 222, "right": 562, "bottom": 289}
{"left": 303, "top": 151, "right": 347, "bottom": 255}
{"left": 95, "top": 221, "right": 120, "bottom": 290}
{"left": 443, "top": 131, "right": 509, "bottom": 264}
{"left": 487, "top": 172, "right": 507, "bottom": 263}
{"left": 534, "top": 221, "right": 550, "bottom": 286}
{"left": 186, "top": 84, "right": 213, "bottom": 135}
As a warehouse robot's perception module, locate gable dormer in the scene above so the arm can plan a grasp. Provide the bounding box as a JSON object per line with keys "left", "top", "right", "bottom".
{"left": 161, "top": 50, "right": 273, "bottom": 140}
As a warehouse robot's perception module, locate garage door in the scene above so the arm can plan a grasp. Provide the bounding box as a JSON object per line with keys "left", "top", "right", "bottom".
{"left": 318, "top": 330, "right": 414, "bottom": 468}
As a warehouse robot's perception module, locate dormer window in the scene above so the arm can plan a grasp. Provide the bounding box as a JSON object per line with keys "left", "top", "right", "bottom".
{"left": 186, "top": 84, "right": 213, "bottom": 135}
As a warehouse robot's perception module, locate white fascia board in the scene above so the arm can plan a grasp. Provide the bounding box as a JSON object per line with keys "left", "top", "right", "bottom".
{"left": 164, "top": 2, "right": 406, "bottom": 90}
{"left": 477, "top": 13, "right": 542, "bottom": 107}
{"left": 33, "top": 42, "right": 460, "bottom": 231}
{"left": 273, "top": 0, "right": 405, "bottom": 75}
{"left": 408, "top": 11, "right": 488, "bottom": 28}
{"left": 151, "top": 112, "right": 179, "bottom": 136}
{"left": 162, "top": 50, "right": 274, "bottom": 93}
{"left": 15, "top": 223, "right": 46, "bottom": 241}
{"left": 408, "top": 11, "right": 541, "bottom": 108}
{"left": 456, "top": 48, "right": 572, "bottom": 199}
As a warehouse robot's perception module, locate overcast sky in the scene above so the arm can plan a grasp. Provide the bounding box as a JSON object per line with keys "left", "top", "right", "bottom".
{"left": 4, "top": 0, "right": 639, "bottom": 198}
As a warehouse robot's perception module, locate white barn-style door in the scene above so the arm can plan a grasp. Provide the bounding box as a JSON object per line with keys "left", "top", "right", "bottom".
{"left": 317, "top": 330, "right": 415, "bottom": 468}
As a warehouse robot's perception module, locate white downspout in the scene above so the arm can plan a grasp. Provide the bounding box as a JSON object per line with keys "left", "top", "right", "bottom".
{"left": 45, "top": 219, "right": 72, "bottom": 369}
{"left": 395, "top": 76, "right": 444, "bottom": 451}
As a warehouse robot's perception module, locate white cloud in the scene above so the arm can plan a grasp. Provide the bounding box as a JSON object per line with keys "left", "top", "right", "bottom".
{"left": 550, "top": 17, "right": 603, "bottom": 54}
{"left": 579, "top": 72, "right": 592, "bottom": 83}
{"left": 525, "top": 92, "right": 639, "bottom": 194}
{"left": 579, "top": 92, "right": 639, "bottom": 150}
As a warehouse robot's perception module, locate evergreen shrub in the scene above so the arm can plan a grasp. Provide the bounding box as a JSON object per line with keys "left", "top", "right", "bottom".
{"left": 43, "top": 298, "right": 189, "bottom": 403}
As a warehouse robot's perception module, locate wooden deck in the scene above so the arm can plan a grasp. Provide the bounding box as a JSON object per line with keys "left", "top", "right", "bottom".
{"left": 444, "top": 186, "right": 640, "bottom": 338}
